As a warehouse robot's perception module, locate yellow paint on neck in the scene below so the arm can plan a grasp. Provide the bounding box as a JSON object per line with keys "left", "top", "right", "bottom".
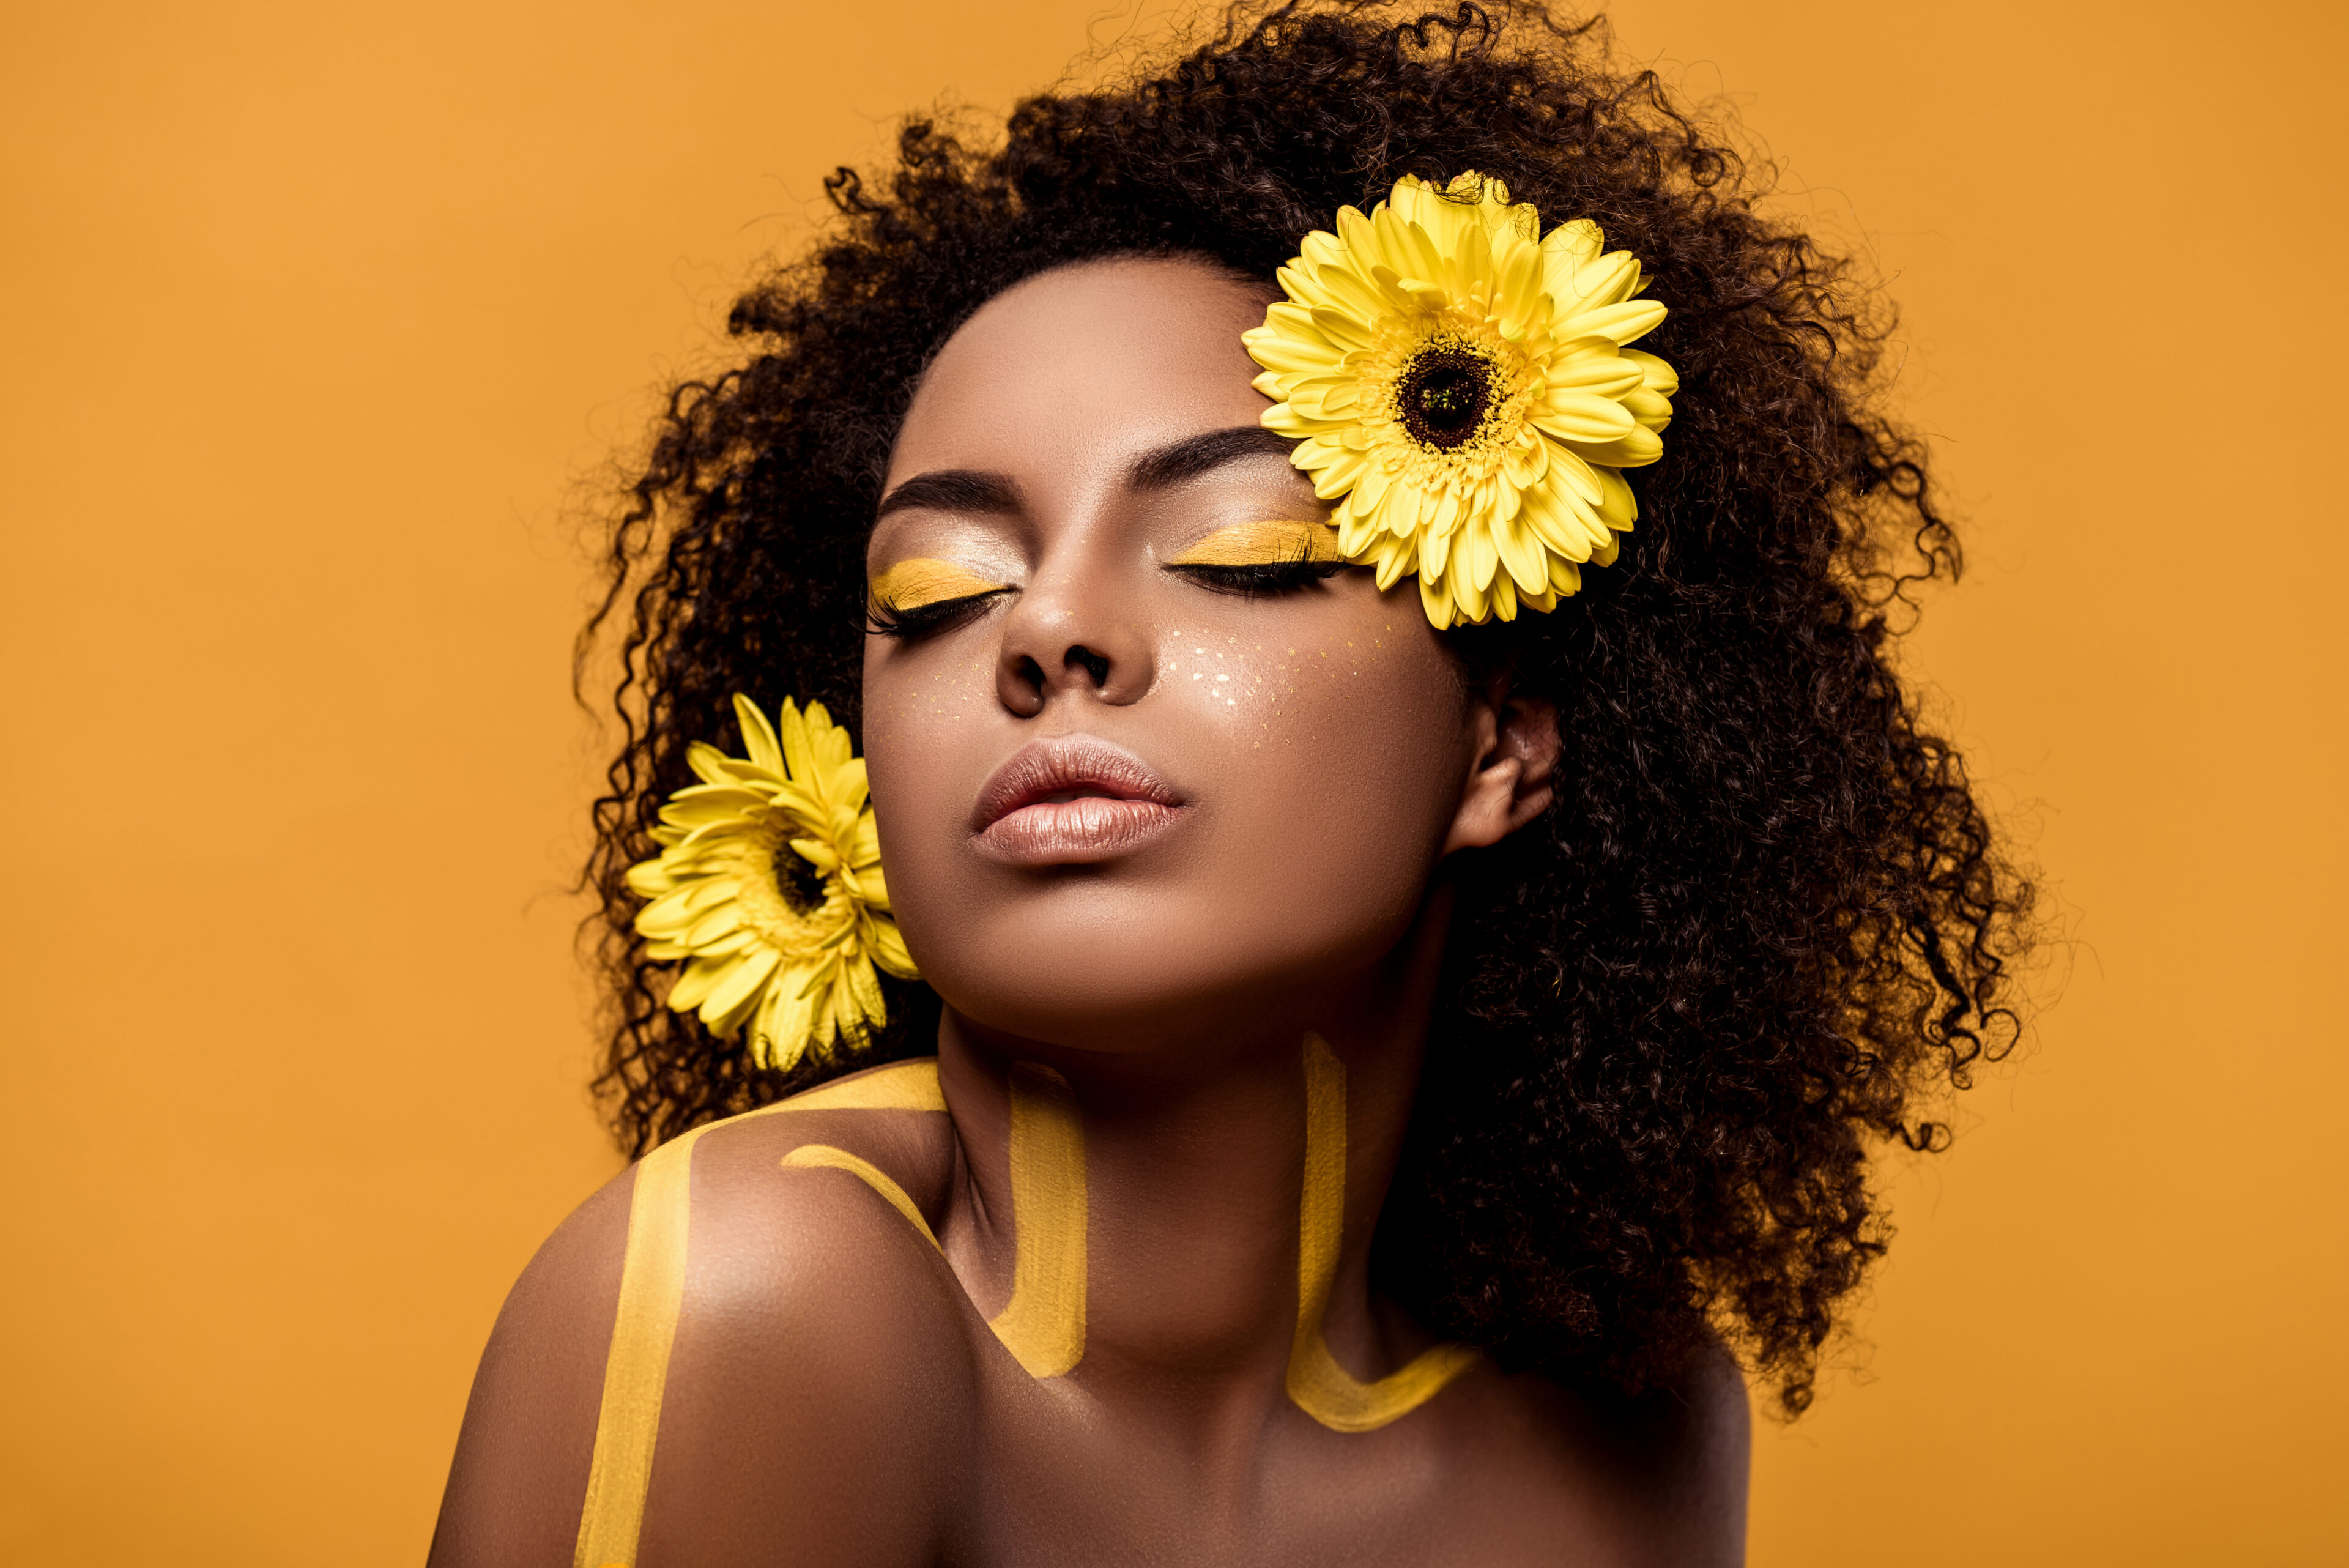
{"left": 986, "top": 1061, "right": 1089, "bottom": 1378}
{"left": 1286, "top": 1034, "right": 1479, "bottom": 1432}
{"left": 869, "top": 557, "right": 1009, "bottom": 612}
{"left": 1168, "top": 519, "right": 1343, "bottom": 567}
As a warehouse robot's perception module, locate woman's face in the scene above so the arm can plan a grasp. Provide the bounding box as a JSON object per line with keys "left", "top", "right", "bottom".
{"left": 861, "top": 257, "right": 1522, "bottom": 1053}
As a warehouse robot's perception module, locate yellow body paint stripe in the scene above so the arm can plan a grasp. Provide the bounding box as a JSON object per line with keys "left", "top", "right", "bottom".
{"left": 1168, "top": 518, "right": 1343, "bottom": 567}
{"left": 574, "top": 1122, "right": 702, "bottom": 1568}
{"left": 779, "top": 1057, "right": 947, "bottom": 1113}
{"left": 1286, "top": 1035, "right": 1478, "bottom": 1433}
{"left": 781, "top": 1143, "right": 942, "bottom": 1249}
{"left": 985, "top": 1063, "right": 1088, "bottom": 1378}
{"left": 870, "top": 557, "right": 1009, "bottom": 612}
{"left": 573, "top": 1057, "right": 943, "bottom": 1568}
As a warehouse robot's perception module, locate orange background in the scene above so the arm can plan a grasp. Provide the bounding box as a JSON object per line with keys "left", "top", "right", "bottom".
{"left": 4, "top": 1, "right": 2342, "bottom": 1562}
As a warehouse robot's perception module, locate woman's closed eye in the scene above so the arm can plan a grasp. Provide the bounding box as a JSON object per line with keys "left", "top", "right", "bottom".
{"left": 867, "top": 558, "right": 1014, "bottom": 637}
{"left": 1165, "top": 520, "right": 1349, "bottom": 598}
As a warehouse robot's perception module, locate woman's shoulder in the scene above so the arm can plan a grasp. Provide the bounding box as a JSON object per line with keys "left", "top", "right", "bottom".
{"left": 613, "top": 1054, "right": 969, "bottom": 1338}
{"left": 429, "top": 1058, "right": 977, "bottom": 1567}
{"left": 1430, "top": 1345, "right": 1751, "bottom": 1567}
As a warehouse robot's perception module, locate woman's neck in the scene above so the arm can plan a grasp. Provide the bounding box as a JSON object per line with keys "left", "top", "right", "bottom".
{"left": 929, "top": 890, "right": 1453, "bottom": 1432}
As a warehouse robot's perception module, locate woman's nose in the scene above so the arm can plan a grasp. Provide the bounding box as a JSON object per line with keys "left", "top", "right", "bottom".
{"left": 993, "top": 557, "right": 1154, "bottom": 718}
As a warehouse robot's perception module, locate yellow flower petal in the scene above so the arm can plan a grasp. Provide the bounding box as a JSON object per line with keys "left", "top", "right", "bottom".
{"left": 1453, "top": 521, "right": 1501, "bottom": 593}
{"left": 1542, "top": 350, "right": 1645, "bottom": 399}
{"left": 1624, "top": 347, "right": 1679, "bottom": 396}
{"left": 1417, "top": 570, "right": 1455, "bottom": 628}
{"left": 1529, "top": 392, "right": 1638, "bottom": 444}
{"left": 872, "top": 921, "right": 917, "bottom": 979}
{"left": 1554, "top": 248, "right": 1641, "bottom": 309}
{"left": 732, "top": 695, "right": 783, "bottom": 773}
{"left": 1377, "top": 478, "right": 1426, "bottom": 543}
{"left": 1519, "top": 483, "right": 1596, "bottom": 563}
{"left": 1595, "top": 467, "right": 1638, "bottom": 531}
{"left": 1489, "top": 573, "right": 1521, "bottom": 622}
{"left": 1494, "top": 515, "right": 1550, "bottom": 595}
{"left": 1288, "top": 374, "right": 1364, "bottom": 418}
{"left": 1573, "top": 426, "right": 1666, "bottom": 469}
{"left": 1557, "top": 299, "right": 1667, "bottom": 346}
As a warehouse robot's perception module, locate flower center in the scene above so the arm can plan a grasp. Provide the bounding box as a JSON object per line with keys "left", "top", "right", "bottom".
{"left": 770, "top": 841, "right": 832, "bottom": 913}
{"left": 1397, "top": 346, "right": 1493, "bottom": 451}
{"left": 732, "top": 817, "right": 839, "bottom": 953}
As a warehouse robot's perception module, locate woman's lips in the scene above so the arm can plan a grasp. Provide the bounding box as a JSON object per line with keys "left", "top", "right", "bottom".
{"left": 971, "top": 735, "right": 1186, "bottom": 866}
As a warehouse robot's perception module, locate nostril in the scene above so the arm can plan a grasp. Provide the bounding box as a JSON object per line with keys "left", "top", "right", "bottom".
{"left": 1066, "top": 646, "right": 1111, "bottom": 687}
{"left": 997, "top": 652, "right": 1050, "bottom": 719}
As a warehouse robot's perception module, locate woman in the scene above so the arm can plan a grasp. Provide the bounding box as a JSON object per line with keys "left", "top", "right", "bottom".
{"left": 432, "top": 4, "right": 2029, "bottom": 1562}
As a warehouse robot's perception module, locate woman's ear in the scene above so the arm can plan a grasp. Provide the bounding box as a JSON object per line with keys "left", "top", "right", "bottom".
{"left": 1441, "top": 672, "right": 1560, "bottom": 856}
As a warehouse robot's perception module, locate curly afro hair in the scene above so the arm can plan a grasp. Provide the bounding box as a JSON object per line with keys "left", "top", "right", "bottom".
{"left": 580, "top": 0, "right": 2034, "bottom": 1415}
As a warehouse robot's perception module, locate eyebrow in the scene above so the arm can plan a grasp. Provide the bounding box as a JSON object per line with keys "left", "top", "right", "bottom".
{"left": 874, "top": 426, "right": 1296, "bottom": 522}
{"left": 1126, "top": 425, "right": 1298, "bottom": 491}
{"left": 874, "top": 469, "right": 1022, "bottom": 523}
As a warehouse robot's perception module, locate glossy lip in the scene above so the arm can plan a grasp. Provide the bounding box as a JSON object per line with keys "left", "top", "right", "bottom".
{"left": 971, "top": 734, "right": 1187, "bottom": 866}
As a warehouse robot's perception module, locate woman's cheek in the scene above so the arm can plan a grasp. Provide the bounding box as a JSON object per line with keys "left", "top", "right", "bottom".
{"left": 859, "top": 641, "right": 998, "bottom": 927}
{"left": 863, "top": 639, "right": 998, "bottom": 733}
{"left": 1157, "top": 614, "right": 1423, "bottom": 741}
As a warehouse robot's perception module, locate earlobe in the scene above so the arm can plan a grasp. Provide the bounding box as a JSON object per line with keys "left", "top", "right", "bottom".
{"left": 1440, "top": 683, "right": 1560, "bottom": 856}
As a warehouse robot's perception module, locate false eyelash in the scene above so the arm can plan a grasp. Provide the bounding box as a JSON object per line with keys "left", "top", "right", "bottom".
{"left": 1165, "top": 555, "right": 1348, "bottom": 599}
{"left": 864, "top": 587, "right": 1012, "bottom": 639}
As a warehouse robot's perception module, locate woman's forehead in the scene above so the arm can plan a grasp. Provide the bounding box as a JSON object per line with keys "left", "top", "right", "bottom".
{"left": 886, "top": 257, "right": 1275, "bottom": 488}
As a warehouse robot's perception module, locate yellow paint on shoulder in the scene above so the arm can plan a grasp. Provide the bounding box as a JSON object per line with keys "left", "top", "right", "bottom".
{"left": 870, "top": 557, "right": 1009, "bottom": 612}
{"left": 572, "top": 1058, "right": 944, "bottom": 1568}
{"left": 1167, "top": 518, "right": 1343, "bottom": 567}
{"left": 986, "top": 1061, "right": 1088, "bottom": 1378}
{"left": 573, "top": 1124, "right": 697, "bottom": 1568}
{"left": 1286, "top": 1035, "right": 1479, "bottom": 1433}
{"left": 782, "top": 1056, "right": 947, "bottom": 1113}
{"left": 782, "top": 1143, "right": 941, "bottom": 1249}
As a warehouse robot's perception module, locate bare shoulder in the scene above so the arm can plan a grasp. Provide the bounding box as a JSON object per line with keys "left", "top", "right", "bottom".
{"left": 430, "top": 1062, "right": 976, "bottom": 1568}
{"left": 1426, "top": 1345, "right": 1751, "bottom": 1566}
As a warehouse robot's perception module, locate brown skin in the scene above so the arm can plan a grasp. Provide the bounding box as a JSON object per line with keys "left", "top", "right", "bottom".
{"left": 431, "top": 258, "right": 1749, "bottom": 1566}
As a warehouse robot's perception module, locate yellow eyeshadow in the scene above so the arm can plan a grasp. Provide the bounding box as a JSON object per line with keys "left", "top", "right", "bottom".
{"left": 1168, "top": 519, "right": 1344, "bottom": 568}
{"left": 870, "top": 557, "right": 1009, "bottom": 612}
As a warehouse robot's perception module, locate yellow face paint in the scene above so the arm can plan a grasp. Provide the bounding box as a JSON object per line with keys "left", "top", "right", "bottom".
{"left": 985, "top": 1061, "right": 1089, "bottom": 1378}
{"left": 573, "top": 1058, "right": 946, "bottom": 1568}
{"left": 1286, "top": 1035, "right": 1478, "bottom": 1432}
{"left": 1167, "top": 519, "right": 1344, "bottom": 567}
{"left": 869, "top": 557, "right": 1010, "bottom": 613}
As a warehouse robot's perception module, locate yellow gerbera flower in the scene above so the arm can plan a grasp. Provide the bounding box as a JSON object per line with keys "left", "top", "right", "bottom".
{"left": 625, "top": 695, "right": 918, "bottom": 1071}
{"left": 1243, "top": 171, "right": 1678, "bottom": 628}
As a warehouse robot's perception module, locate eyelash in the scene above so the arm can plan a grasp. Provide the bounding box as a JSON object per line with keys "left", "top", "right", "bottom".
{"left": 865, "top": 589, "right": 1012, "bottom": 640}
{"left": 1166, "top": 557, "right": 1347, "bottom": 599}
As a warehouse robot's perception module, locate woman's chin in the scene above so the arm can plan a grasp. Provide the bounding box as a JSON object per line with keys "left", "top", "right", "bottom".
{"left": 906, "top": 911, "right": 1425, "bottom": 1058}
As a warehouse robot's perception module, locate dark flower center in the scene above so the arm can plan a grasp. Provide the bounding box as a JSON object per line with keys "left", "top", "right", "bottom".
{"left": 1397, "top": 347, "right": 1493, "bottom": 450}
{"left": 771, "top": 841, "right": 833, "bottom": 912}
